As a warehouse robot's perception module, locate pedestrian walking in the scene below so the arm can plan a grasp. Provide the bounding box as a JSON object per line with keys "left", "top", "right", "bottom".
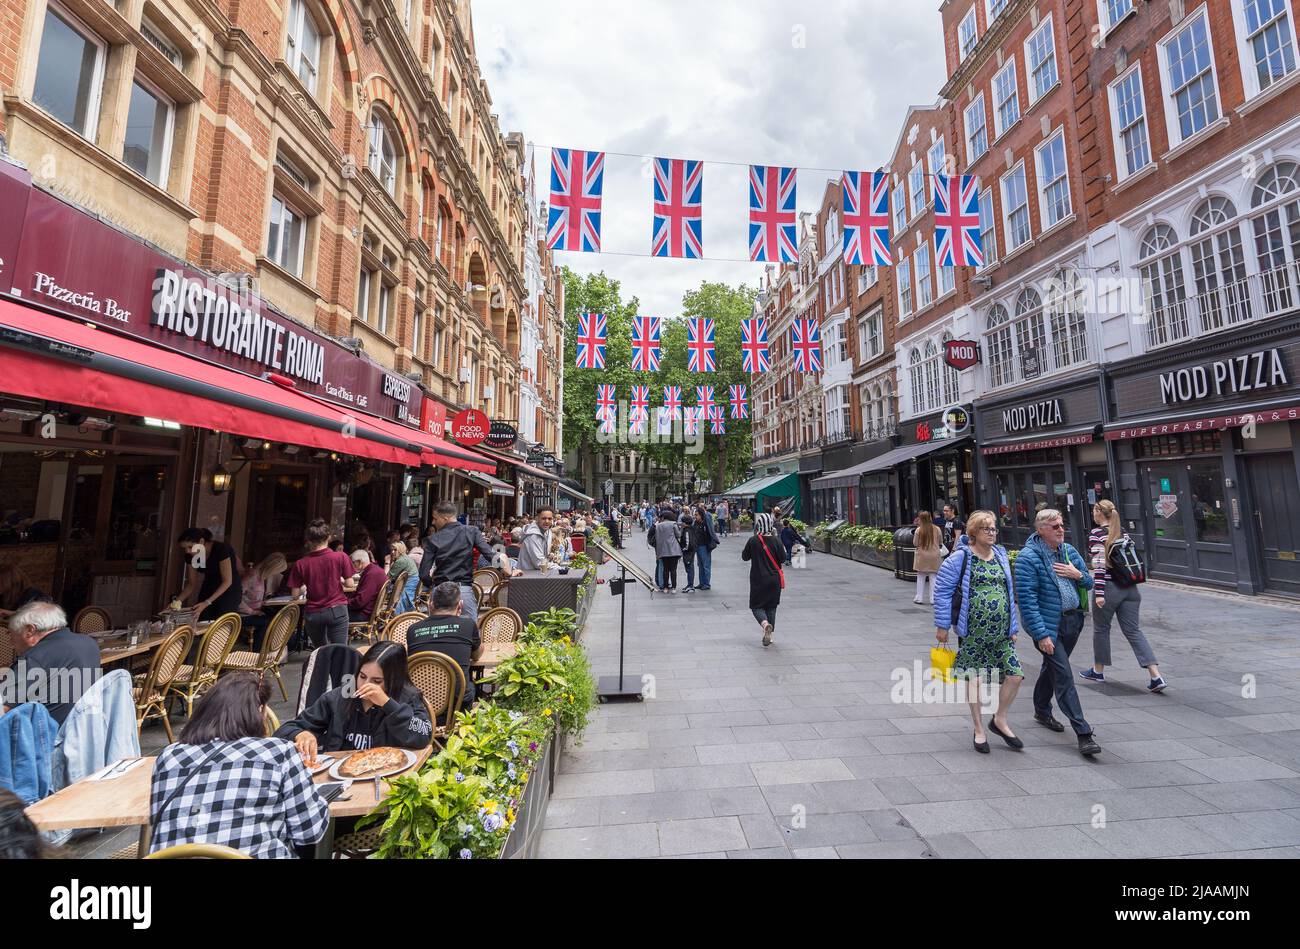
{"left": 1015, "top": 508, "right": 1101, "bottom": 757}
{"left": 912, "top": 512, "right": 944, "bottom": 605}
{"left": 933, "top": 511, "right": 1024, "bottom": 753}
{"left": 648, "top": 506, "right": 682, "bottom": 592}
{"left": 742, "top": 512, "right": 784, "bottom": 647}
{"left": 940, "top": 503, "right": 966, "bottom": 550}
{"left": 678, "top": 513, "right": 697, "bottom": 593}
{"left": 692, "top": 506, "right": 719, "bottom": 589}
{"left": 716, "top": 500, "right": 730, "bottom": 537}
{"left": 1083, "top": 500, "right": 1166, "bottom": 692}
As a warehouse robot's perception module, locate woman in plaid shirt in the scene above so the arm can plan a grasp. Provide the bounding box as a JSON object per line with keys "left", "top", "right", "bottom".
{"left": 148, "top": 673, "right": 329, "bottom": 858}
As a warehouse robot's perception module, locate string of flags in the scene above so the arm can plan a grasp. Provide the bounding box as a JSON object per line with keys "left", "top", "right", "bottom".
{"left": 548, "top": 147, "right": 985, "bottom": 267}
{"left": 594, "top": 383, "right": 747, "bottom": 433}
{"left": 574, "top": 310, "right": 809, "bottom": 376}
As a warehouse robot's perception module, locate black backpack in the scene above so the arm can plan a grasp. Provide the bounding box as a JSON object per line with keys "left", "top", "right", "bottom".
{"left": 1108, "top": 536, "right": 1147, "bottom": 587}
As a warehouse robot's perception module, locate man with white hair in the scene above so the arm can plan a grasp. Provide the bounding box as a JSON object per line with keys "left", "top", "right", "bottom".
{"left": 3, "top": 600, "right": 101, "bottom": 726}
{"left": 344, "top": 548, "right": 387, "bottom": 623}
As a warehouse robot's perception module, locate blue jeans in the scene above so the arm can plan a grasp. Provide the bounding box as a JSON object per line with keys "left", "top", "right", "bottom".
{"left": 695, "top": 546, "right": 713, "bottom": 588}
{"left": 459, "top": 584, "right": 479, "bottom": 622}
{"left": 682, "top": 550, "right": 696, "bottom": 588}
{"left": 1033, "top": 611, "right": 1092, "bottom": 736}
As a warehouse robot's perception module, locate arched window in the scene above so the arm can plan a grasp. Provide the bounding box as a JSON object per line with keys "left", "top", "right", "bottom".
{"left": 1046, "top": 271, "right": 1088, "bottom": 369}
{"left": 368, "top": 107, "right": 399, "bottom": 196}
{"left": 1013, "top": 287, "right": 1047, "bottom": 374}
{"left": 286, "top": 0, "right": 323, "bottom": 95}
{"left": 908, "top": 349, "right": 925, "bottom": 417}
{"left": 1189, "top": 197, "right": 1248, "bottom": 330}
{"left": 1250, "top": 162, "right": 1300, "bottom": 316}
{"left": 923, "top": 341, "right": 941, "bottom": 414}
{"left": 1139, "top": 224, "right": 1188, "bottom": 346}
{"left": 985, "top": 303, "right": 1014, "bottom": 387}
{"left": 939, "top": 333, "right": 960, "bottom": 405}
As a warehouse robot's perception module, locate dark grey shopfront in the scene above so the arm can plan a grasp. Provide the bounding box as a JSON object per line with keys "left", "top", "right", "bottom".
{"left": 973, "top": 377, "right": 1110, "bottom": 549}
{"left": 1105, "top": 317, "right": 1300, "bottom": 597}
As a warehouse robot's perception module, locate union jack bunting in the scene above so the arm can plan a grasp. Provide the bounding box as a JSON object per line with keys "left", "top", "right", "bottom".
{"left": 547, "top": 148, "right": 605, "bottom": 252}
{"left": 598, "top": 413, "right": 616, "bottom": 435}
{"left": 630, "top": 385, "right": 650, "bottom": 421}
{"left": 686, "top": 318, "right": 716, "bottom": 372}
{"left": 575, "top": 312, "right": 607, "bottom": 369}
{"left": 655, "top": 407, "right": 674, "bottom": 436}
{"left": 683, "top": 406, "right": 702, "bottom": 436}
{"left": 662, "top": 385, "right": 683, "bottom": 420}
{"left": 630, "top": 316, "right": 662, "bottom": 372}
{"left": 695, "top": 385, "right": 716, "bottom": 415}
{"left": 842, "top": 170, "right": 893, "bottom": 266}
{"left": 652, "top": 158, "right": 703, "bottom": 259}
{"left": 748, "top": 165, "right": 797, "bottom": 262}
{"left": 933, "top": 173, "right": 984, "bottom": 268}
{"left": 628, "top": 417, "right": 647, "bottom": 436}
{"left": 740, "top": 318, "right": 770, "bottom": 374}
{"left": 710, "top": 414, "right": 726, "bottom": 435}
{"left": 729, "top": 384, "right": 749, "bottom": 420}
{"left": 596, "top": 383, "right": 617, "bottom": 420}
{"left": 791, "top": 318, "right": 823, "bottom": 373}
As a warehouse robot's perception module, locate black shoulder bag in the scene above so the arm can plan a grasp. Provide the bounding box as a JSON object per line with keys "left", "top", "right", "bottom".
{"left": 949, "top": 548, "right": 971, "bottom": 629}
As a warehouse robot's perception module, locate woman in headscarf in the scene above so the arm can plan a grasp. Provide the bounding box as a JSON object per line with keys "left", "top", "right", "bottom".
{"left": 741, "top": 512, "right": 785, "bottom": 646}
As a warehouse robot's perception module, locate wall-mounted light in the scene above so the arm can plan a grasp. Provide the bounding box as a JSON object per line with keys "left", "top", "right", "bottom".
{"left": 211, "top": 464, "right": 233, "bottom": 495}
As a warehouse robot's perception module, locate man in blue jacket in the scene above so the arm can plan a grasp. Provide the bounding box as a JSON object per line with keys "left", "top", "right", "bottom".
{"left": 1014, "top": 509, "right": 1101, "bottom": 757}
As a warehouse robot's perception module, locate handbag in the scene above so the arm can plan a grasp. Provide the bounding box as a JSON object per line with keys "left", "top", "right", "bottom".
{"left": 758, "top": 535, "right": 786, "bottom": 589}
{"left": 929, "top": 645, "right": 957, "bottom": 684}
{"left": 949, "top": 549, "right": 971, "bottom": 629}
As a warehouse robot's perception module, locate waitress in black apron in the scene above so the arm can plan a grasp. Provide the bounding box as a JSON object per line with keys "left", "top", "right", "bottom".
{"left": 177, "top": 527, "right": 243, "bottom": 622}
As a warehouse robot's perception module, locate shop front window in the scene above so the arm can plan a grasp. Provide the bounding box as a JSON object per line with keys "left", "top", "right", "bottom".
{"left": 1189, "top": 463, "right": 1229, "bottom": 543}
{"left": 105, "top": 464, "right": 166, "bottom": 563}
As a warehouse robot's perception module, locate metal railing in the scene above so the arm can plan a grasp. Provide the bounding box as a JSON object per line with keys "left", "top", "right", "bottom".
{"left": 1143, "top": 261, "right": 1299, "bottom": 350}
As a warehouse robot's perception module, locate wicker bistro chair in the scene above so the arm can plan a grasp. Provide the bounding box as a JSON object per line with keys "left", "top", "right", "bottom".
{"left": 471, "top": 580, "right": 491, "bottom": 610}
{"left": 168, "top": 612, "right": 242, "bottom": 717}
{"left": 377, "top": 573, "right": 408, "bottom": 627}
{"left": 347, "top": 578, "right": 393, "bottom": 646}
{"left": 222, "top": 604, "right": 300, "bottom": 701}
{"left": 412, "top": 578, "right": 433, "bottom": 612}
{"left": 145, "top": 844, "right": 252, "bottom": 860}
{"left": 406, "top": 653, "right": 465, "bottom": 742}
{"left": 477, "top": 607, "right": 523, "bottom": 646}
{"left": 72, "top": 606, "right": 112, "bottom": 634}
{"left": 133, "top": 625, "right": 195, "bottom": 742}
{"left": 382, "top": 611, "right": 425, "bottom": 648}
{"left": 472, "top": 567, "right": 501, "bottom": 591}
{"left": 487, "top": 576, "right": 511, "bottom": 609}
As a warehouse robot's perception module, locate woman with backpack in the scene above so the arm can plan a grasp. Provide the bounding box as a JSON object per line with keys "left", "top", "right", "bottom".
{"left": 1083, "top": 500, "right": 1166, "bottom": 693}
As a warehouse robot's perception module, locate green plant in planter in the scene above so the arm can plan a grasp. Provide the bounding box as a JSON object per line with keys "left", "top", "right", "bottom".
{"left": 570, "top": 552, "right": 596, "bottom": 573}
{"left": 811, "top": 521, "right": 833, "bottom": 540}
{"left": 489, "top": 638, "right": 597, "bottom": 738}
{"left": 521, "top": 606, "right": 580, "bottom": 642}
{"left": 591, "top": 525, "right": 612, "bottom": 546}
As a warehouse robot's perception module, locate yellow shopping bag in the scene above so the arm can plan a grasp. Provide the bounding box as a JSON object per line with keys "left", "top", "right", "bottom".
{"left": 929, "top": 645, "right": 957, "bottom": 684}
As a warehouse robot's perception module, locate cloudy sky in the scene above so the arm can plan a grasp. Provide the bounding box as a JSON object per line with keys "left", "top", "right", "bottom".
{"left": 471, "top": 1, "right": 948, "bottom": 318}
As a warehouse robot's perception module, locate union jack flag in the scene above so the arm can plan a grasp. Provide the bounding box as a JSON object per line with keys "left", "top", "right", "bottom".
{"left": 547, "top": 148, "right": 604, "bottom": 252}
{"left": 695, "top": 385, "right": 716, "bottom": 416}
{"left": 598, "top": 413, "right": 616, "bottom": 435}
{"left": 596, "top": 383, "right": 617, "bottom": 420}
{"left": 652, "top": 158, "right": 703, "bottom": 259}
{"left": 729, "top": 384, "right": 749, "bottom": 420}
{"left": 630, "top": 385, "right": 650, "bottom": 421}
{"left": 710, "top": 414, "right": 726, "bottom": 435}
{"left": 655, "top": 407, "right": 674, "bottom": 436}
{"left": 740, "top": 318, "right": 770, "bottom": 374}
{"left": 686, "top": 317, "right": 716, "bottom": 372}
{"left": 662, "top": 385, "right": 683, "bottom": 420}
{"left": 842, "top": 170, "right": 893, "bottom": 266}
{"left": 748, "top": 165, "right": 797, "bottom": 262}
{"left": 630, "top": 316, "right": 661, "bottom": 372}
{"left": 683, "top": 406, "right": 702, "bottom": 436}
{"left": 933, "top": 173, "right": 984, "bottom": 267}
{"left": 791, "top": 318, "right": 823, "bottom": 373}
{"left": 628, "top": 417, "right": 647, "bottom": 436}
{"left": 575, "top": 312, "right": 607, "bottom": 369}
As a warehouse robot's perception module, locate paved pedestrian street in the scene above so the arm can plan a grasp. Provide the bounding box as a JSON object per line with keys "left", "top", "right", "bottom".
{"left": 540, "top": 534, "right": 1300, "bottom": 859}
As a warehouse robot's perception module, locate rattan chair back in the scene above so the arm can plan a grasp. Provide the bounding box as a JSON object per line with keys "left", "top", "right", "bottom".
{"left": 407, "top": 652, "right": 464, "bottom": 729}
{"left": 477, "top": 607, "right": 523, "bottom": 646}
{"left": 72, "top": 606, "right": 112, "bottom": 634}
{"left": 382, "top": 611, "right": 424, "bottom": 648}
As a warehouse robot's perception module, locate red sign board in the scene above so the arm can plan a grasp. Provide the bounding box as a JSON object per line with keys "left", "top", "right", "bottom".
{"left": 419, "top": 399, "right": 447, "bottom": 438}
{"left": 916, "top": 422, "right": 933, "bottom": 443}
{"left": 944, "top": 339, "right": 981, "bottom": 371}
{"left": 450, "top": 409, "right": 490, "bottom": 446}
{"left": 1105, "top": 404, "right": 1300, "bottom": 441}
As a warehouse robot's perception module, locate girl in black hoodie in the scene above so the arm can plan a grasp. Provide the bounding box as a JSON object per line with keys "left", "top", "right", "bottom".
{"left": 276, "top": 642, "right": 432, "bottom": 760}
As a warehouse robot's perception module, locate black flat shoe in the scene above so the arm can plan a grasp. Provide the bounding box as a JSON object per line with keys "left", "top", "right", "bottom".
{"left": 1033, "top": 713, "right": 1065, "bottom": 733}
{"left": 973, "top": 735, "right": 990, "bottom": 754}
{"left": 988, "top": 718, "right": 1024, "bottom": 749}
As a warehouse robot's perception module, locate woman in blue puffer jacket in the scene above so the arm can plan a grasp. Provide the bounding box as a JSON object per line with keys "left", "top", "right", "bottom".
{"left": 933, "top": 510, "right": 1024, "bottom": 754}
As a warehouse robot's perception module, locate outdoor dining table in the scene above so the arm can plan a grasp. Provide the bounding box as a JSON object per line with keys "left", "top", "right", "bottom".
{"left": 95, "top": 631, "right": 170, "bottom": 663}
{"left": 26, "top": 745, "right": 433, "bottom": 858}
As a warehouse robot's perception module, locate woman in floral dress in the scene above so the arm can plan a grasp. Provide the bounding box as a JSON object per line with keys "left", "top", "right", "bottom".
{"left": 932, "top": 510, "right": 1024, "bottom": 754}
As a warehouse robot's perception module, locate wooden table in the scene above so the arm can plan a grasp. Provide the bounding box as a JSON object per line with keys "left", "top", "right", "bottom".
{"left": 96, "top": 632, "right": 169, "bottom": 663}
{"left": 26, "top": 745, "right": 432, "bottom": 856}
{"left": 262, "top": 596, "right": 306, "bottom": 609}
{"left": 473, "top": 642, "right": 518, "bottom": 674}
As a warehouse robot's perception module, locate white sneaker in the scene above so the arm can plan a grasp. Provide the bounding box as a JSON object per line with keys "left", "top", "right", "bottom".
{"left": 761, "top": 621, "right": 773, "bottom": 646}
{"left": 913, "top": 598, "right": 923, "bottom": 605}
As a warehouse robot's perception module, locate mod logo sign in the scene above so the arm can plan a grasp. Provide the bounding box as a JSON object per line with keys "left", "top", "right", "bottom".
{"left": 944, "top": 340, "right": 981, "bottom": 372}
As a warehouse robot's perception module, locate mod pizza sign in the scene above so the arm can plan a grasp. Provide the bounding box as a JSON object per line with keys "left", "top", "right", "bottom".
{"left": 944, "top": 339, "right": 981, "bottom": 371}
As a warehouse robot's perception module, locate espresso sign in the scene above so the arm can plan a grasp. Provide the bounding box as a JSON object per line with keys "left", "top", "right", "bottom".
{"left": 1159, "top": 348, "right": 1289, "bottom": 405}
{"left": 1002, "top": 398, "right": 1065, "bottom": 434}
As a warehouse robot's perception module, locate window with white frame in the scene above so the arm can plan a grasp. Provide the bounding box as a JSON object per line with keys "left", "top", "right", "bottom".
{"left": 984, "top": 304, "right": 1014, "bottom": 388}
{"left": 140, "top": 17, "right": 182, "bottom": 67}
{"left": 938, "top": 244, "right": 956, "bottom": 297}
{"left": 1001, "top": 163, "right": 1031, "bottom": 252}
{"left": 908, "top": 349, "right": 925, "bottom": 415}
{"left": 1013, "top": 288, "right": 1048, "bottom": 376}
{"left": 857, "top": 265, "right": 878, "bottom": 295}
{"left": 1189, "top": 196, "right": 1249, "bottom": 331}
{"left": 1109, "top": 66, "right": 1152, "bottom": 179}
{"left": 939, "top": 333, "right": 961, "bottom": 404}
{"left": 959, "top": 7, "right": 979, "bottom": 60}
{"left": 1036, "top": 129, "right": 1072, "bottom": 229}
{"left": 922, "top": 342, "right": 942, "bottom": 413}
{"left": 1237, "top": 0, "right": 1298, "bottom": 95}
{"left": 1139, "top": 224, "right": 1189, "bottom": 346}
{"left": 1160, "top": 8, "right": 1220, "bottom": 144}
{"left": 898, "top": 257, "right": 913, "bottom": 317}
{"left": 987, "top": 0, "right": 1010, "bottom": 23}
{"left": 858, "top": 306, "right": 883, "bottom": 361}
{"left": 977, "top": 187, "right": 997, "bottom": 269}
{"left": 122, "top": 78, "right": 173, "bottom": 187}
{"left": 1046, "top": 272, "right": 1088, "bottom": 368}
{"left": 964, "top": 94, "right": 988, "bottom": 163}
{"left": 1102, "top": 0, "right": 1134, "bottom": 31}
{"left": 909, "top": 161, "right": 926, "bottom": 218}
{"left": 33, "top": 5, "right": 105, "bottom": 140}
{"left": 1025, "top": 15, "right": 1058, "bottom": 103}
{"left": 993, "top": 58, "right": 1020, "bottom": 137}
{"left": 915, "top": 244, "right": 934, "bottom": 309}
{"left": 357, "top": 263, "right": 375, "bottom": 324}
{"left": 267, "top": 194, "right": 305, "bottom": 276}
{"left": 285, "top": 0, "right": 322, "bottom": 94}
{"left": 928, "top": 137, "right": 948, "bottom": 180}
{"left": 892, "top": 181, "right": 908, "bottom": 233}
{"left": 368, "top": 108, "right": 399, "bottom": 196}
{"left": 1250, "top": 161, "right": 1300, "bottom": 315}
{"left": 413, "top": 286, "right": 426, "bottom": 360}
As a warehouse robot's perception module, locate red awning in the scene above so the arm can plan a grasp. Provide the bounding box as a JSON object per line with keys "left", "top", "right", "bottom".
{"left": 0, "top": 300, "right": 423, "bottom": 465}
{"left": 473, "top": 445, "right": 560, "bottom": 482}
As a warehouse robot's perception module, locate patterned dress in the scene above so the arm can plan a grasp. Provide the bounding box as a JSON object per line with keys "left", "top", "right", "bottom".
{"left": 954, "top": 555, "right": 1022, "bottom": 682}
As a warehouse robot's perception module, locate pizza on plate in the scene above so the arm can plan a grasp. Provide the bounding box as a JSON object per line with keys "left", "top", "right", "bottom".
{"left": 339, "top": 747, "right": 409, "bottom": 778}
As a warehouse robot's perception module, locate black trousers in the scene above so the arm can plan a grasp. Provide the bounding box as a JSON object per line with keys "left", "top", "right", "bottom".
{"left": 661, "top": 556, "right": 680, "bottom": 589}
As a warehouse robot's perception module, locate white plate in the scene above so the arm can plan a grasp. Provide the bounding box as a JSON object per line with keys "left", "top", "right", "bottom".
{"left": 327, "top": 748, "right": 418, "bottom": 781}
{"left": 306, "top": 755, "right": 335, "bottom": 776}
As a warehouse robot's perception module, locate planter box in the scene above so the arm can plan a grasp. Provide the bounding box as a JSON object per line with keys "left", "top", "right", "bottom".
{"left": 811, "top": 536, "right": 830, "bottom": 554}
{"left": 830, "top": 540, "right": 853, "bottom": 559}
{"left": 573, "top": 576, "right": 596, "bottom": 639}
{"left": 590, "top": 546, "right": 608, "bottom": 565}
{"left": 852, "top": 544, "right": 893, "bottom": 570}
{"left": 499, "top": 728, "right": 559, "bottom": 860}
